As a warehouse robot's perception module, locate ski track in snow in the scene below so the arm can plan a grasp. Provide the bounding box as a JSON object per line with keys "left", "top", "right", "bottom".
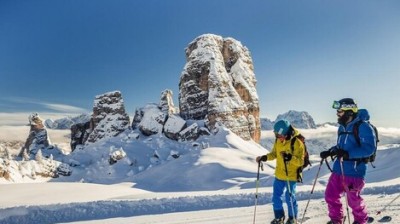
{"left": 1, "top": 185, "right": 399, "bottom": 224}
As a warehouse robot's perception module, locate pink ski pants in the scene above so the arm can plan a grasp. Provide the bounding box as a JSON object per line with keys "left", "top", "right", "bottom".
{"left": 325, "top": 173, "right": 368, "bottom": 224}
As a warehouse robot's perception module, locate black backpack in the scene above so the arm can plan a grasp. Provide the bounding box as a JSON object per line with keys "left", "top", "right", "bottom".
{"left": 290, "top": 134, "right": 311, "bottom": 182}
{"left": 352, "top": 120, "right": 379, "bottom": 166}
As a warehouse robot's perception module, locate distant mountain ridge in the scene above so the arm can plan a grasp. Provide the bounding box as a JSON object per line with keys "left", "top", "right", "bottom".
{"left": 44, "top": 114, "right": 91, "bottom": 129}
{"left": 46, "top": 110, "right": 320, "bottom": 131}
{"left": 261, "top": 110, "right": 317, "bottom": 130}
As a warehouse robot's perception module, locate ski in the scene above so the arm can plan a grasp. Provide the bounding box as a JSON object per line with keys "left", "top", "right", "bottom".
{"left": 378, "top": 216, "right": 392, "bottom": 222}
{"left": 366, "top": 215, "right": 392, "bottom": 223}
{"left": 368, "top": 216, "right": 374, "bottom": 223}
{"left": 325, "top": 216, "right": 386, "bottom": 224}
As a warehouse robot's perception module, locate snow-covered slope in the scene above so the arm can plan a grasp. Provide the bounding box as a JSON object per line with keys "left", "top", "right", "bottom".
{"left": 0, "top": 125, "right": 400, "bottom": 224}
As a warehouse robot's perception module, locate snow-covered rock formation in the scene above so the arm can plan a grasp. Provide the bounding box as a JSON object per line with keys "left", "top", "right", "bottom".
{"left": 19, "top": 113, "right": 52, "bottom": 157}
{"left": 159, "top": 89, "right": 178, "bottom": 115}
{"left": 179, "top": 34, "right": 260, "bottom": 142}
{"left": 70, "top": 121, "right": 91, "bottom": 151}
{"left": 137, "top": 103, "right": 167, "bottom": 136}
{"left": 131, "top": 90, "right": 211, "bottom": 141}
{"left": 0, "top": 113, "right": 73, "bottom": 180}
{"left": 87, "top": 91, "right": 131, "bottom": 143}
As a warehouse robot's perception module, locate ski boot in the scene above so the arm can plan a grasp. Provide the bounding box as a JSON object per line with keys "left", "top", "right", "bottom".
{"left": 326, "top": 221, "right": 341, "bottom": 224}
{"left": 271, "top": 217, "right": 285, "bottom": 224}
{"left": 285, "top": 217, "right": 296, "bottom": 224}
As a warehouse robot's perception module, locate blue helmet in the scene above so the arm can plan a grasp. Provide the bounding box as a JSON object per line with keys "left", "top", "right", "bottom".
{"left": 274, "top": 119, "right": 291, "bottom": 135}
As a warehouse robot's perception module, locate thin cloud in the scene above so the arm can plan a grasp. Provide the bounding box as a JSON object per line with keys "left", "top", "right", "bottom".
{"left": 42, "top": 103, "right": 89, "bottom": 113}
{"left": 1, "top": 97, "right": 89, "bottom": 114}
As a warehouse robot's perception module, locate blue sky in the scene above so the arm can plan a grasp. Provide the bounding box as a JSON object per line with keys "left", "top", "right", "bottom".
{"left": 1, "top": 0, "right": 399, "bottom": 128}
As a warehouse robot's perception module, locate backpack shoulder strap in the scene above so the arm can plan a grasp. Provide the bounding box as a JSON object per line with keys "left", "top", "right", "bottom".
{"left": 291, "top": 134, "right": 305, "bottom": 153}
{"left": 353, "top": 120, "right": 379, "bottom": 146}
{"left": 371, "top": 123, "right": 380, "bottom": 143}
{"left": 353, "top": 120, "right": 363, "bottom": 146}
{"left": 290, "top": 137, "right": 296, "bottom": 153}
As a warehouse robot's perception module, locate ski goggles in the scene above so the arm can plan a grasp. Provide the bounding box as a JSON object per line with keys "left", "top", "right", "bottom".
{"left": 332, "top": 101, "right": 358, "bottom": 112}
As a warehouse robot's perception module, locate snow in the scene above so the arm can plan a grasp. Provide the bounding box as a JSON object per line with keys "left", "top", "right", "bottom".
{"left": 0, "top": 124, "right": 400, "bottom": 223}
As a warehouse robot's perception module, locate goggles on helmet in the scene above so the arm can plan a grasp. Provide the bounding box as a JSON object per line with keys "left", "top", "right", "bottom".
{"left": 332, "top": 101, "right": 341, "bottom": 109}
{"left": 332, "top": 100, "right": 358, "bottom": 113}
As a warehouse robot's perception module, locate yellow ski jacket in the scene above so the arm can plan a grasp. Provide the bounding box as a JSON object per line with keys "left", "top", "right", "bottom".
{"left": 265, "top": 128, "right": 305, "bottom": 182}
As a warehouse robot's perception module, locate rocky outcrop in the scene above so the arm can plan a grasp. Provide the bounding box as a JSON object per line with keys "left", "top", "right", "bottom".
{"left": 163, "top": 114, "right": 187, "bottom": 140}
{"left": 132, "top": 90, "right": 177, "bottom": 132}
{"left": 179, "top": 34, "right": 260, "bottom": 142}
{"left": 132, "top": 102, "right": 213, "bottom": 142}
{"left": 19, "top": 113, "right": 51, "bottom": 157}
{"left": 160, "top": 89, "right": 177, "bottom": 115}
{"left": 137, "top": 104, "right": 167, "bottom": 136}
{"left": 179, "top": 123, "right": 200, "bottom": 141}
{"left": 70, "top": 121, "right": 91, "bottom": 151}
{"left": 131, "top": 107, "right": 144, "bottom": 130}
{"left": 109, "top": 148, "right": 126, "bottom": 165}
{"left": 133, "top": 90, "right": 187, "bottom": 140}
{"left": 87, "top": 91, "right": 130, "bottom": 143}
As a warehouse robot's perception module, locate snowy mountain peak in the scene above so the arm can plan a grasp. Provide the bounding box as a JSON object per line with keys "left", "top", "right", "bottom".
{"left": 276, "top": 110, "right": 316, "bottom": 129}
{"left": 45, "top": 114, "right": 91, "bottom": 129}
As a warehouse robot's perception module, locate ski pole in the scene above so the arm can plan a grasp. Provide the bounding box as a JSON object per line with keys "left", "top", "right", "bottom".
{"left": 339, "top": 157, "right": 351, "bottom": 224}
{"left": 376, "top": 193, "right": 400, "bottom": 215}
{"left": 300, "top": 158, "right": 324, "bottom": 224}
{"left": 284, "top": 157, "right": 296, "bottom": 223}
{"left": 286, "top": 177, "right": 296, "bottom": 224}
{"left": 253, "top": 161, "right": 263, "bottom": 224}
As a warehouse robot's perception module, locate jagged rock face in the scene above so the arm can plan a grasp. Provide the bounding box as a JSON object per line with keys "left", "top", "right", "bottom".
{"left": 159, "top": 89, "right": 177, "bottom": 115}
{"left": 131, "top": 108, "right": 143, "bottom": 130}
{"left": 179, "top": 34, "right": 260, "bottom": 142}
{"left": 179, "top": 123, "right": 201, "bottom": 141}
{"left": 70, "top": 121, "right": 91, "bottom": 151}
{"left": 87, "top": 91, "right": 130, "bottom": 143}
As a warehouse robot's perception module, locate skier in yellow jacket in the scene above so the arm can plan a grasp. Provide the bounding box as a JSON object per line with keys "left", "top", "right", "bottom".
{"left": 256, "top": 119, "right": 305, "bottom": 224}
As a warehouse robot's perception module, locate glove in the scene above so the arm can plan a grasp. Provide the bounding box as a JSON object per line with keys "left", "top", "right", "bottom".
{"left": 320, "top": 150, "right": 331, "bottom": 159}
{"left": 320, "top": 146, "right": 337, "bottom": 159}
{"left": 282, "top": 152, "right": 292, "bottom": 162}
{"left": 336, "top": 148, "right": 349, "bottom": 160}
{"left": 256, "top": 155, "right": 267, "bottom": 163}
{"left": 328, "top": 146, "right": 338, "bottom": 156}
